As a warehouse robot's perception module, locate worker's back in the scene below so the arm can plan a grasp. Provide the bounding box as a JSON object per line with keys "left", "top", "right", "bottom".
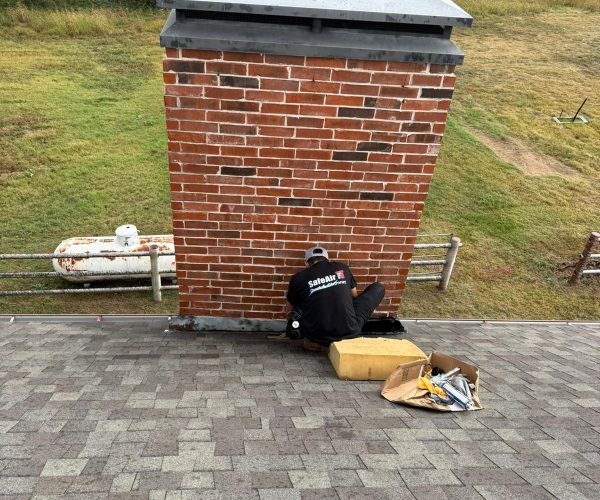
{"left": 287, "top": 260, "right": 360, "bottom": 344}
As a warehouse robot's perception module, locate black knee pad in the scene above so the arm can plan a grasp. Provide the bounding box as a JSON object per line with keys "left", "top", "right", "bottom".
{"left": 286, "top": 310, "right": 303, "bottom": 340}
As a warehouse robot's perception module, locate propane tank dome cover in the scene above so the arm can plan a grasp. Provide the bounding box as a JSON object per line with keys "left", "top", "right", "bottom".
{"left": 115, "top": 224, "right": 139, "bottom": 247}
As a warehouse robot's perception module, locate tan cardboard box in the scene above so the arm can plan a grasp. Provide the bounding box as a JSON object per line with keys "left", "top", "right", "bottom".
{"left": 329, "top": 338, "right": 427, "bottom": 381}
{"left": 381, "top": 352, "right": 482, "bottom": 411}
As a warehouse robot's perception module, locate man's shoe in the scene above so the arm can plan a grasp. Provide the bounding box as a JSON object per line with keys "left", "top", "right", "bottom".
{"left": 302, "top": 339, "right": 326, "bottom": 352}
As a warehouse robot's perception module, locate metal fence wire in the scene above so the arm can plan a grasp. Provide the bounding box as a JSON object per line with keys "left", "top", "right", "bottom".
{"left": 0, "top": 234, "right": 463, "bottom": 301}
{"left": 407, "top": 233, "right": 462, "bottom": 291}
{"left": 0, "top": 247, "right": 176, "bottom": 302}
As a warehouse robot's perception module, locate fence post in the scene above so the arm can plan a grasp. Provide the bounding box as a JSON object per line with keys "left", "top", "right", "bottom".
{"left": 569, "top": 232, "right": 600, "bottom": 285}
{"left": 149, "top": 245, "right": 162, "bottom": 302}
{"left": 438, "top": 236, "right": 461, "bottom": 291}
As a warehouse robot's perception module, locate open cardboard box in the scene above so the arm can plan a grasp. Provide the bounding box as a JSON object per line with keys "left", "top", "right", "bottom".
{"left": 381, "top": 352, "right": 483, "bottom": 411}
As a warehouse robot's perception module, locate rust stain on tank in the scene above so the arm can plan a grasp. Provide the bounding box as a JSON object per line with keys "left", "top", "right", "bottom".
{"left": 100, "top": 250, "right": 117, "bottom": 261}
{"left": 68, "top": 237, "right": 97, "bottom": 244}
{"left": 57, "top": 256, "right": 85, "bottom": 272}
{"left": 137, "top": 243, "right": 173, "bottom": 253}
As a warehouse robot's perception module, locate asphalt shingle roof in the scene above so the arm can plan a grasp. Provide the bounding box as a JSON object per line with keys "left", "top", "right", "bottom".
{"left": 0, "top": 318, "right": 599, "bottom": 498}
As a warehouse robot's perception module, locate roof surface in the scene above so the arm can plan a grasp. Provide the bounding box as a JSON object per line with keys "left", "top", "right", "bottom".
{"left": 1, "top": 317, "right": 599, "bottom": 496}
{"left": 157, "top": 0, "right": 473, "bottom": 27}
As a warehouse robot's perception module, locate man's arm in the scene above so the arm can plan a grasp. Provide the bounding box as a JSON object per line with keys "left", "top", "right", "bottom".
{"left": 287, "top": 276, "right": 300, "bottom": 306}
{"left": 348, "top": 265, "right": 358, "bottom": 298}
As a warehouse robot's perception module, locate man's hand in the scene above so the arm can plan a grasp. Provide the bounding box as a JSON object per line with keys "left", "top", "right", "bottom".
{"left": 351, "top": 287, "right": 358, "bottom": 298}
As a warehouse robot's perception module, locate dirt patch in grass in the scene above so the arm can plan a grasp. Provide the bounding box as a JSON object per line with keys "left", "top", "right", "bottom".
{"left": 470, "top": 128, "right": 579, "bottom": 177}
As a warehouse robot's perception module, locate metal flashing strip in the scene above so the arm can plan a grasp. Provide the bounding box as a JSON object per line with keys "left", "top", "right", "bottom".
{"left": 0, "top": 315, "right": 171, "bottom": 324}
{"left": 405, "top": 319, "right": 600, "bottom": 326}
{"left": 157, "top": 0, "right": 473, "bottom": 27}
{"left": 169, "top": 315, "right": 287, "bottom": 332}
{"left": 160, "top": 16, "right": 465, "bottom": 64}
{"left": 1, "top": 315, "right": 598, "bottom": 327}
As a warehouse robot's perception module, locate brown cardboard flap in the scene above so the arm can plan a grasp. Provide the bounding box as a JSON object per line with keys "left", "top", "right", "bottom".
{"left": 381, "top": 352, "right": 483, "bottom": 412}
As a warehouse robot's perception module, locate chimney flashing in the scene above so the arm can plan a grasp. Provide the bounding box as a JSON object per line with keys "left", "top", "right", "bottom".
{"left": 157, "top": 0, "right": 473, "bottom": 27}
{"left": 160, "top": 11, "right": 466, "bottom": 64}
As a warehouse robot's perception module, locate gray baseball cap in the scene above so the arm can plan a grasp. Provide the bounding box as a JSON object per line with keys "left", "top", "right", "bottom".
{"left": 305, "top": 245, "right": 329, "bottom": 262}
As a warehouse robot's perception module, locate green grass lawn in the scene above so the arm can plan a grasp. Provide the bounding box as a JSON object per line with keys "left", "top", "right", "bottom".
{"left": 0, "top": 2, "right": 599, "bottom": 318}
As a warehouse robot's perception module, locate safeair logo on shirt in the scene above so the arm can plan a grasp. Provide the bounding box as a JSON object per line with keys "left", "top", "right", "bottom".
{"left": 308, "top": 272, "right": 347, "bottom": 295}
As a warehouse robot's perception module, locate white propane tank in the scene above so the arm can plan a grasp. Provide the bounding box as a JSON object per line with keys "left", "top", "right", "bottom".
{"left": 52, "top": 225, "right": 176, "bottom": 283}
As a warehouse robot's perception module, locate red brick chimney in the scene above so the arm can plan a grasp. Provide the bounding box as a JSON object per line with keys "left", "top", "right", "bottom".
{"left": 158, "top": 0, "right": 472, "bottom": 331}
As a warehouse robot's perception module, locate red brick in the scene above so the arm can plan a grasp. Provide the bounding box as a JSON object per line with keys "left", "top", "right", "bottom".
{"left": 163, "top": 73, "right": 176, "bottom": 84}
{"left": 413, "top": 111, "right": 448, "bottom": 123}
{"left": 299, "top": 105, "right": 337, "bottom": 117}
{"left": 260, "top": 78, "right": 300, "bottom": 91}
{"left": 177, "top": 99, "right": 218, "bottom": 111}
{"left": 341, "top": 84, "right": 379, "bottom": 96}
{"left": 437, "top": 100, "right": 452, "bottom": 111}
{"left": 258, "top": 126, "right": 294, "bottom": 138}
{"left": 248, "top": 64, "right": 289, "bottom": 78}
{"left": 247, "top": 136, "right": 285, "bottom": 147}
{"left": 205, "top": 61, "right": 248, "bottom": 75}
{"left": 164, "top": 96, "right": 177, "bottom": 107}
{"left": 371, "top": 73, "right": 410, "bottom": 85}
{"left": 178, "top": 74, "right": 218, "bottom": 85}
{"left": 347, "top": 59, "right": 387, "bottom": 71}
{"left": 246, "top": 90, "right": 285, "bottom": 102}
{"left": 290, "top": 66, "right": 331, "bottom": 80}
{"left": 411, "top": 74, "right": 443, "bottom": 86}
{"left": 362, "top": 120, "right": 400, "bottom": 132}
{"left": 221, "top": 100, "right": 260, "bottom": 112}
{"left": 296, "top": 128, "right": 334, "bottom": 139}
{"left": 374, "top": 110, "right": 412, "bottom": 121}
{"left": 224, "top": 52, "right": 264, "bottom": 63}
{"left": 429, "top": 64, "right": 455, "bottom": 74}
{"left": 204, "top": 87, "right": 244, "bottom": 99}
{"left": 295, "top": 149, "right": 332, "bottom": 160}
{"left": 325, "top": 94, "right": 364, "bottom": 106}
{"left": 402, "top": 99, "right": 438, "bottom": 111}
{"left": 287, "top": 116, "right": 324, "bottom": 128}
{"left": 332, "top": 70, "right": 371, "bottom": 83}
{"left": 443, "top": 75, "right": 457, "bottom": 88}
{"left": 286, "top": 93, "right": 325, "bottom": 104}
{"left": 206, "top": 111, "right": 247, "bottom": 124}
{"left": 264, "top": 54, "right": 305, "bottom": 65}
{"left": 247, "top": 114, "right": 285, "bottom": 126}
{"left": 387, "top": 61, "right": 426, "bottom": 72}
{"left": 306, "top": 57, "right": 345, "bottom": 68}
{"left": 182, "top": 49, "right": 222, "bottom": 59}
{"left": 333, "top": 129, "right": 371, "bottom": 141}
{"left": 261, "top": 103, "right": 299, "bottom": 115}
{"left": 379, "top": 86, "right": 419, "bottom": 98}
{"left": 299, "top": 81, "right": 340, "bottom": 93}
{"left": 284, "top": 138, "right": 319, "bottom": 149}
{"left": 163, "top": 48, "right": 453, "bottom": 318}
{"left": 260, "top": 148, "right": 295, "bottom": 159}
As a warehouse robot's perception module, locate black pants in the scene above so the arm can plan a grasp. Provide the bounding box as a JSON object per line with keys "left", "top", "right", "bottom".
{"left": 290, "top": 282, "right": 385, "bottom": 343}
{"left": 353, "top": 282, "right": 386, "bottom": 331}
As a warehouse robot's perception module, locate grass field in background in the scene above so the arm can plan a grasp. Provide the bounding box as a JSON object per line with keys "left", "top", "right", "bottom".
{"left": 0, "top": 2, "right": 599, "bottom": 318}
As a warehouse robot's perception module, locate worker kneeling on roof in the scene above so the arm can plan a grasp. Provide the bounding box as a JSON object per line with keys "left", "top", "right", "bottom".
{"left": 287, "top": 245, "right": 385, "bottom": 350}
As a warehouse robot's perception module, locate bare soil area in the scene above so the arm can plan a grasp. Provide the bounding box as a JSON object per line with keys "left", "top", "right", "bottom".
{"left": 470, "top": 128, "right": 578, "bottom": 177}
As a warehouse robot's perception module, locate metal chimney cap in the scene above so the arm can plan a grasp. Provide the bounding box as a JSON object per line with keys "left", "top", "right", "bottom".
{"left": 157, "top": 0, "right": 473, "bottom": 27}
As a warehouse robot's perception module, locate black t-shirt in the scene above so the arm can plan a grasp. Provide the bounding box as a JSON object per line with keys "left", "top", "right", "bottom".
{"left": 287, "top": 260, "right": 359, "bottom": 344}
